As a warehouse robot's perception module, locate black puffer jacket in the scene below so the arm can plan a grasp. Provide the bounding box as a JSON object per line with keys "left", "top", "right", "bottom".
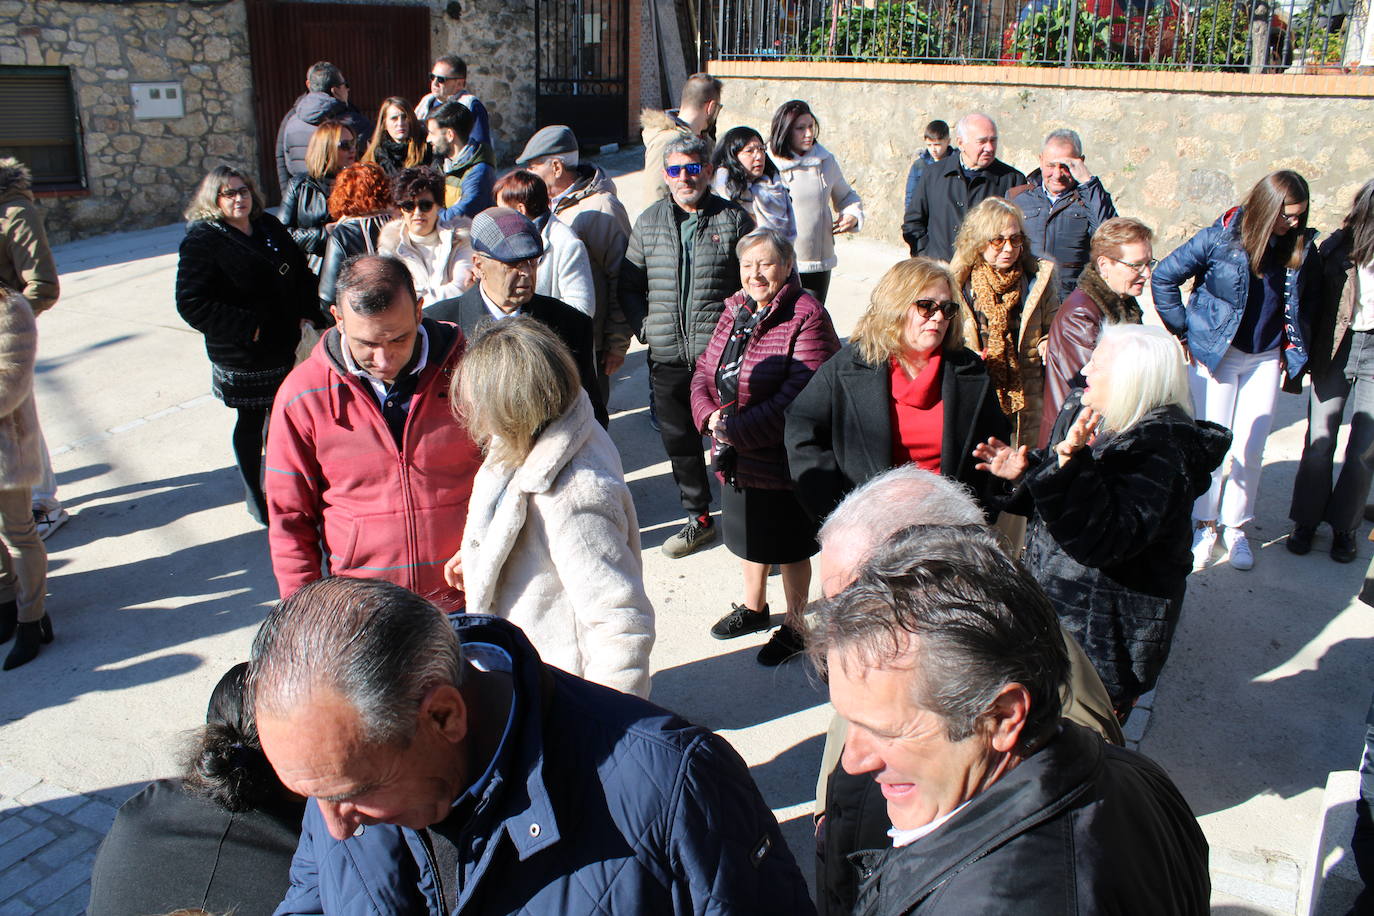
{"left": 175, "top": 214, "right": 321, "bottom": 371}
{"left": 278, "top": 174, "right": 332, "bottom": 261}
{"left": 1009, "top": 392, "right": 1230, "bottom": 704}
{"left": 619, "top": 194, "right": 754, "bottom": 367}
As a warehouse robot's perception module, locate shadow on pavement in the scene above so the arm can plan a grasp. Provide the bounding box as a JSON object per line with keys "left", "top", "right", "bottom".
{"left": 54, "top": 462, "right": 114, "bottom": 489}
{"left": 651, "top": 642, "right": 827, "bottom": 732}
{"left": 751, "top": 732, "right": 826, "bottom": 812}
{"left": 51, "top": 467, "right": 246, "bottom": 550}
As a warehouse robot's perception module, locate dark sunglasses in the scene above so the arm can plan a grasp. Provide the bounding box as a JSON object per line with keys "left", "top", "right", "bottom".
{"left": 429, "top": 72, "right": 453, "bottom": 83}
{"left": 336, "top": 139, "right": 354, "bottom": 150}
{"left": 399, "top": 199, "right": 436, "bottom": 213}
{"left": 912, "top": 299, "right": 959, "bottom": 319}
{"left": 664, "top": 163, "right": 703, "bottom": 178}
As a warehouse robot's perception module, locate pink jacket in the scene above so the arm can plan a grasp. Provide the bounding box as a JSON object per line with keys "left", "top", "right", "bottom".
{"left": 265, "top": 319, "right": 482, "bottom": 611}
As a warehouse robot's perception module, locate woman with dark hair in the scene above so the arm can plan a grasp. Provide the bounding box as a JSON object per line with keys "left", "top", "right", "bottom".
{"left": 766, "top": 100, "right": 863, "bottom": 303}
{"left": 175, "top": 165, "right": 320, "bottom": 523}
{"left": 316, "top": 161, "right": 394, "bottom": 312}
{"left": 1153, "top": 170, "right": 1320, "bottom": 572}
{"left": 377, "top": 165, "right": 474, "bottom": 305}
{"left": 87, "top": 663, "right": 306, "bottom": 916}
{"left": 278, "top": 120, "right": 353, "bottom": 272}
{"left": 494, "top": 169, "right": 595, "bottom": 318}
{"left": 710, "top": 126, "right": 796, "bottom": 242}
{"left": 361, "top": 96, "right": 429, "bottom": 176}
{"left": 1289, "top": 177, "right": 1374, "bottom": 563}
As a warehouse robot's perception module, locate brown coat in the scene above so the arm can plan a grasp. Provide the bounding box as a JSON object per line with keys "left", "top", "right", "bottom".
{"left": 0, "top": 159, "right": 59, "bottom": 315}
{"left": 0, "top": 290, "right": 40, "bottom": 488}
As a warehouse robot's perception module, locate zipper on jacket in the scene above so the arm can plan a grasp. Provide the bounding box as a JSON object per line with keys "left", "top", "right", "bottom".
{"left": 418, "top": 829, "right": 448, "bottom": 913}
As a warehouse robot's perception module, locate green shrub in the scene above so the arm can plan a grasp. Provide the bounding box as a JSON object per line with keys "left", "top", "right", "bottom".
{"left": 806, "top": 1, "right": 960, "bottom": 62}
{"left": 1010, "top": 1, "right": 1121, "bottom": 65}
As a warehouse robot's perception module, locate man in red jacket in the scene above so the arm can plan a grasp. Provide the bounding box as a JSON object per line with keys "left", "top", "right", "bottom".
{"left": 265, "top": 254, "right": 482, "bottom": 611}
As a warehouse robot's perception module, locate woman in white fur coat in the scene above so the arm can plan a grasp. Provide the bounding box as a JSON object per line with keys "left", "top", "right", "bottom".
{"left": 446, "top": 316, "right": 654, "bottom": 697}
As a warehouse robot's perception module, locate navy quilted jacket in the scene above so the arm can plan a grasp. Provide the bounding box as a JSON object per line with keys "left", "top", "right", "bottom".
{"left": 274, "top": 615, "right": 814, "bottom": 916}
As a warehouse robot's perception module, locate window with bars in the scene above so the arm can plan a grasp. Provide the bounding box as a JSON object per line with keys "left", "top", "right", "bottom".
{"left": 0, "top": 66, "right": 85, "bottom": 190}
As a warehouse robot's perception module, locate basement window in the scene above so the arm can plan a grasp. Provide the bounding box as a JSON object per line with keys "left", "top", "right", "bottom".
{"left": 0, "top": 66, "right": 86, "bottom": 190}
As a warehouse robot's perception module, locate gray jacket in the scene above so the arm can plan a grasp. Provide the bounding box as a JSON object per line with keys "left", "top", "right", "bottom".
{"left": 619, "top": 194, "right": 754, "bottom": 367}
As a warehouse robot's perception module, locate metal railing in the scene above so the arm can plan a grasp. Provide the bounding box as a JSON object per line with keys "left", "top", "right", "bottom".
{"left": 707, "top": 0, "right": 1356, "bottom": 71}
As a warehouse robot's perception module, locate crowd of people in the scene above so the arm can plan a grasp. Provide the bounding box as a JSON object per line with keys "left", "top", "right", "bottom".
{"left": 0, "top": 55, "right": 1370, "bottom": 916}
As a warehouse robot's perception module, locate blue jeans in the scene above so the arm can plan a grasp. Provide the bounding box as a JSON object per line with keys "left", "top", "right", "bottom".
{"left": 1290, "top": 329, "right": 1374, "bottom": 532}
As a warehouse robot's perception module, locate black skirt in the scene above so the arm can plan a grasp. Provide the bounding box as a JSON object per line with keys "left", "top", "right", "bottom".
{"left": 211, "top": 363, "right": 293, "bottom": 409}
{"left": 720, "top": 483, "right": 819, "bottom": 565}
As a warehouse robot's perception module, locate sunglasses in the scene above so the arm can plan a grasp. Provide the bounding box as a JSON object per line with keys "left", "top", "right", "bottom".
{"left": 912, "top": 299, "right": 959, "bottom": 319}
{"left": 986, "top": 235, "right": 1024, "bottom": 250}
{"left": 399, "top": 199, "right": 437, "bottom": 213}
{"left": 664, "top": 163, "right": 703, "bottom": 178}
{"left": 336, "top": 139, "right": 354, "bottom": 150}
{"left": 429, "top": 73, "right": 454, "bottom": 83}
{"left": 218, "top": 187, "right": 251, "bottom": 200}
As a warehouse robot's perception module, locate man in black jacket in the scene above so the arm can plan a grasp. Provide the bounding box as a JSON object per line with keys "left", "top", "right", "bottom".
{"left": 902, "top": 113, "right": 1024, "bottom": 261}
{"left": 814, "top": 525, "right": 1210, "bottom": 915}
{"left": 427, "top": 207, "right": 607, "bottom": 426}
{"left": 275, "top": 61, "right": 371, "bottom": 194}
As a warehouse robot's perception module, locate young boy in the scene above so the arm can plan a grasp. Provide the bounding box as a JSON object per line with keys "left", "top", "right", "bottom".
{"left": 904, "top": 120, "right": 951, "bottom": 214}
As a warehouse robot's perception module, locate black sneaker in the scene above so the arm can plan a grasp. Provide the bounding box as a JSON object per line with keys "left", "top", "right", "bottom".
{"left": 757, "top": 624, "right": 806, "bottom": 667}
{"left": 1287, "top": 524, "right": 1316, "bottom": 555}
{"left": 662, "top": 515, "right": 717, "bottom": 559}
{"left": 710, "top": 603, "right": 772, "bottom": 640}
{"left": 1332, "top": 529, "right": 1358, "bottom": 564}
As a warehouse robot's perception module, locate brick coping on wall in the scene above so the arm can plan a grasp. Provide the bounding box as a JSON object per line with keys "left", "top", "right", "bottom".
{"left": 709, "top": 59, "right": 1374, "bottom": 98}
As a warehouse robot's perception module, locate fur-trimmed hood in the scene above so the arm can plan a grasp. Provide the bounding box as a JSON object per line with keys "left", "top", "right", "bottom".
{"left": 0, "top": 158, "right": 33, "bottom": 200}
{"left": 639, "top": 107, "right": 690, "bottom": 135}
{"left": 1075, "top": 263, "right": 1142, "bottom": 324}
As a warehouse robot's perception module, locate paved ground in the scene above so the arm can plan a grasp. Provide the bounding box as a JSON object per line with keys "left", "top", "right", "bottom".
{"left": 0, "top": 147, "right": 1370, "bottom": 912}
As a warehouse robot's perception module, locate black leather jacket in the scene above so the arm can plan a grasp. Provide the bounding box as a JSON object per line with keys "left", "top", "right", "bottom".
{"left": 279, "top": 175, "right": 332, "bottom": 259}
{"left": 318, "top": 213, "right": 392, "bottom": 311}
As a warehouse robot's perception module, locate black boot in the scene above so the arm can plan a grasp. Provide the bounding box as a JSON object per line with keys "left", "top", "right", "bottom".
{"left": 4, "top": 615, "right": 49, "bottom": 670}
{"left": 0, "top": 600, "right": 15, "bottom": 644}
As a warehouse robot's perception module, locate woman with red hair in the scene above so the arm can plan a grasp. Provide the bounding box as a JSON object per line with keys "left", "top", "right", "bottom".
{"left": 317, "top": 162, "right": 393, "bottom": 312}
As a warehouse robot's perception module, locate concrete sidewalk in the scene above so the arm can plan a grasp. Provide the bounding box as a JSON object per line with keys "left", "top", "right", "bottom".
{"left": 0, "top": 148, "right": 1369, "bottom": 913}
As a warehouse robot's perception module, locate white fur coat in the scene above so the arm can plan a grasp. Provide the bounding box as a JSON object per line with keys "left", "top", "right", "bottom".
{"left": 462, "top": 391, "right": 654, "bottom": 697}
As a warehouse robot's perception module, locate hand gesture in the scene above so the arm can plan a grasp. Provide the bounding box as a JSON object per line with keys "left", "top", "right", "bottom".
{"left": 443, "top": 549, "right": 465, "bottom": 591}
{"left": 707, "top": 409, "right": 732, "bottom": 446}
{"left": 602, "top": 351, "right": 625, "bottom": 376}
{"left": 832, "top": 213, "right": 858, "bottom": 235}
{"left": 1056, "top": 156, "right": 1093, "bottom": 185}
{"left": 1054, "top": 406, "right": 1102, "bottom": 466}
{"left": 972, "top": 437, "right": 1029, "bottom": 481}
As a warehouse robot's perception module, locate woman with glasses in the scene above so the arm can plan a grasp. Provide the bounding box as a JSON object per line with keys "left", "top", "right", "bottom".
{"left": 361, "top": 97, "right": 430, "bottom": 177}
{"left": 1041, "top": 217, "right": 1155, "bottom": 447}
{"left": 377, "top": 166, "right": 474, "bottom": 306}
{"left": 786, "top": 256, "right": 1009, "bottom": 538}
{"left": 316, "top": 162, "right": 394, "bottom": 314}
{"left": 710, "top": 126, "right": 796, "bottom": 242}
{"left": 767, "top": 100, "right": 862, "bottom": 303}
{"left": 280, "top": 120, "right": 354, "bottom": 273}
{"left": 175, "top": 165, "right": 321, "bottom": 523}
{"left": 1153, "top": 170, "right": 1320, "bottom": 572}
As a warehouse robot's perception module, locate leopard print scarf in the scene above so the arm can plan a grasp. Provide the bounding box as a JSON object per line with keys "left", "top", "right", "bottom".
{"left": 970, "top": 260, "right": 1026, "bottom": 416}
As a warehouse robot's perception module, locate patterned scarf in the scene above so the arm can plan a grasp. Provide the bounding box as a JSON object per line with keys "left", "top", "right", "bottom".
{"left": 712, "top": 298, "right": 772, "bottom": 487}
{"left": 970, "top": 260, "right": 1026, "bottom": 416}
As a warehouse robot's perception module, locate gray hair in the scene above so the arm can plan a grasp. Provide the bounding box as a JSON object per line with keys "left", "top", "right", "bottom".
{"left": 249, "top": 577, "right": 465, "bottom": 746}
{"left": 1042, "top": 128, "right": 1083, "bottom": 157}
{"left": 307, "top": 61, "right": 344, "bottom": 93}
{"left": 812, "top": 525, "right": 1068, "bottom": 751}
{"left": 663, "top": 134, "right": 710, "bottom": 168}
{"left": 953, "top": 112, "right": 996, "bottom": 143}
{"left": 735, "top": 227, "right": 795, "bottom": 267}
{"left": 819, "top": 465, "right": 985, "bottom": 559}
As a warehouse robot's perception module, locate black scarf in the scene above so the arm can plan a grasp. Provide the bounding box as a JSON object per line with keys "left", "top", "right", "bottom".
{"left": 711, "top": 299, "right": 771, "bottom": 487}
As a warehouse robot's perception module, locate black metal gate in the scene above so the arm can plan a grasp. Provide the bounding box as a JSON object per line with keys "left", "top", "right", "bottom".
{"left": 535, "top": 0, "right": 631, "bottom": 147}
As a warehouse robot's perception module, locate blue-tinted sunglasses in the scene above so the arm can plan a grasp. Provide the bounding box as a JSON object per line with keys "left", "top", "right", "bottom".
{"left": 664, "top": 163, "right": 703, "bottom": 178}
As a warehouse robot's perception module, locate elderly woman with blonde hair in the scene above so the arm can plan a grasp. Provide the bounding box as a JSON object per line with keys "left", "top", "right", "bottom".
{"left": 446, "top": 317, "right": 654, "bottom": 697}
{"left": 974, "top": 324, "right": 1230, "bottom": 719}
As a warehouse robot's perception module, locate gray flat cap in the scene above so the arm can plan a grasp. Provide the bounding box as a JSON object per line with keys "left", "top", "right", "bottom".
{"left": 470, "top": 207, "right": 545, "bottom": 263}
{"left": 515, "top": 125, "right": 578, "bottom": 165}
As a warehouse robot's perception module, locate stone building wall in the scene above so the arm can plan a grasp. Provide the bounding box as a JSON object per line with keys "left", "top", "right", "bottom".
{"left": 0, "top": 0, "right": 257, "bottom": 244}
{"left": 712, "top": 62, "right": 1374, "bottom": 251}
{"left": 435, "top": 0, "right": 537, "bottom": 162}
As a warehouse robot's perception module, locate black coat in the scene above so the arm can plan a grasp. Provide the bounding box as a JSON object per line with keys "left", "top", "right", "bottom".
{"left": 427, "top": 286, "right": 609, "bottom": 427}
{"left": 175, "top": 214, "right": 321, "bottom": 372}
{"left": 1009, "top": 392, "right": 1230, "bottom": 704}
{"left": 852, "top": 721, "right": 1210, "bottom": 915}
{"left": 784, "top": 343, "right": 1010, "bottom": 523}
{"left": 87, "top": 778, "right": 305, "bottom": 916}
{"left": 279, "top": 174, "right": 332, "bottom": 260}
{"left": 902, "top": 156, "right": 1026, "bottom": 261}
{"left": 317, "top": 213, "right": 391, "bottom": 312}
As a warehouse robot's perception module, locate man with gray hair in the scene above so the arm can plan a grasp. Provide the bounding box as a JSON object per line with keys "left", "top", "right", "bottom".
{"left": 620, "top": 134, "right": 754, "bottom": 558}
{"left": 253, "top": 576, "right": 815, "bottom": 914}
{"left": 274, "top": 60, "right": 370, "bottom": 193}
{"left": 811, "top": 465, "right": 1123, "bottom": 915}
{"left": 1010, "top": 128, "right": 1118, "bottom": 301}
{"left": 816, "top": 526, "right": 1210, "bottom": 914}
{"left": 902, "top": 112, "right": 1024, "bottom": 261}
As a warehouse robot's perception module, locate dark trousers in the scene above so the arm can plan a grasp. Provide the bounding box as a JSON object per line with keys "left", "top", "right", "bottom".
{"left": 233, "top": 406, "right": 269, "bottom": 524}
{"left": 649, "top": 360, "right": 712, "bottom": 517}
{"left": 1354, "top": 690, "right": 1374, "bottom": 913}
{"left": 801, "top": 270, "right": 832, "bottom": 304}
{"left": 1290, "top": 329, "right": 1374, "bottom": 533}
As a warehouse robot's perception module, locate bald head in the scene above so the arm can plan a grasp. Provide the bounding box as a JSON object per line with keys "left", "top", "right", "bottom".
{"left": 954, "top": 113, "right": 999, "bottom": 171}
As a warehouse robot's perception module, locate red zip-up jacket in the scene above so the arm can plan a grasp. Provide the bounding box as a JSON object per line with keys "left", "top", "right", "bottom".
{"left": 265, "top": 318, "right": 482, "bottom": 611}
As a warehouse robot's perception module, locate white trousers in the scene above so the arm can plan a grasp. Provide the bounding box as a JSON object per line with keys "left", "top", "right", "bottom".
{"left": 1191, "top": 346, "right": 1282, "bottom": 528}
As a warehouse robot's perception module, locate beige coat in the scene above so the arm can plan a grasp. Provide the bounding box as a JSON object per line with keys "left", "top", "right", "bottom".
{"left": 639, "top": 108, "right": 695, "bottom": 202}
{"left": 0, "top": 159, "right": 59, "bottom": 315}
{"left": 376, "top": 218, "right": 475, "bottom": 306}
{"left": 0, "top": 291, "right": 40, "bottom": 488}
{"left": 552, "top": 165, "right": 634, "bottom": 357}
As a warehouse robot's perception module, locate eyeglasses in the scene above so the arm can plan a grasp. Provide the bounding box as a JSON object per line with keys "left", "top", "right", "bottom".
{"left": 738, "top": 143, "right": 766, "bottom": 156}
{"left": 664, "top": 163, "right": 703, "bottom": 178}
{"left": 1107, "top": 256, "right": 1158, "bottom": 275}
{"left": 429, "top": 72, "right": 453, "bottom": 83}
{"left": 911, "top": 299, "right": 959, "bottom": 319}
{"left": 399, "top": 199, "right": 436, "bottom": 213}
{"left": 986, "top": 235, "right": 1023, "bottom": 250}
{"left": 218, "top": 187, "right": 251, "bottom": 200}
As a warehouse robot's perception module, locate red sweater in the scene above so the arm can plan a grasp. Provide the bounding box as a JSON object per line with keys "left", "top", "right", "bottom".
{"left": 889, "top": 352, "right": 944, "bottom": 471}
{"left": 265, "top": 320, "right": 483, "bottom": 611}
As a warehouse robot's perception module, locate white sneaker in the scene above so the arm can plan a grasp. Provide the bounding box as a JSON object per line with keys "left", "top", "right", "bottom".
{"left": 32, "top": 506, "right": 69, "bottom": 541}
{"left": 1191, "top": 526, "right": 1218, "bottom": 571}
{"left": 1224, "top": 527, "right": 1254, "bottom": 571}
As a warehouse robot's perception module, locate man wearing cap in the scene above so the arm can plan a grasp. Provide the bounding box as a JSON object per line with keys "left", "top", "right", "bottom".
{"left": 427, "top": 207, "right": 608, "bottom": 426}
{"left": 265, "top": 254, "right": 482, "bottom": 612}
{"left": 517, "top": 126, "right": 633, "bottom": 401}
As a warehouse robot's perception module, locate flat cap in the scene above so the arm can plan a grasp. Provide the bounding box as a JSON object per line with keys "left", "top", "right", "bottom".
{"left": 515, "top": 125, "right": 578, "bottom": 166}
{"left": 470, "top": 207, "right": 545, "bottom": 263}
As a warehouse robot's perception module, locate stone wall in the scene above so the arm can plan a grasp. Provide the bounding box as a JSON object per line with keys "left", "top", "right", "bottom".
{"left": 436, "top": 0, "right": 537, "bottom": 162}
{"left": 712, "top": 62, "right": 1374, "bottom": 252}
{"left": 1, "top": 0, "right": 257, "bottom": 244}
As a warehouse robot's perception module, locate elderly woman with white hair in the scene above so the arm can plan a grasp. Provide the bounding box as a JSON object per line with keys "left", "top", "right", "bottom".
{"left": 446, "top": 317, "right": 654, "bottom": 697}
{"left": 974, "top": 324, "right": 1230, "bottom": 718}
